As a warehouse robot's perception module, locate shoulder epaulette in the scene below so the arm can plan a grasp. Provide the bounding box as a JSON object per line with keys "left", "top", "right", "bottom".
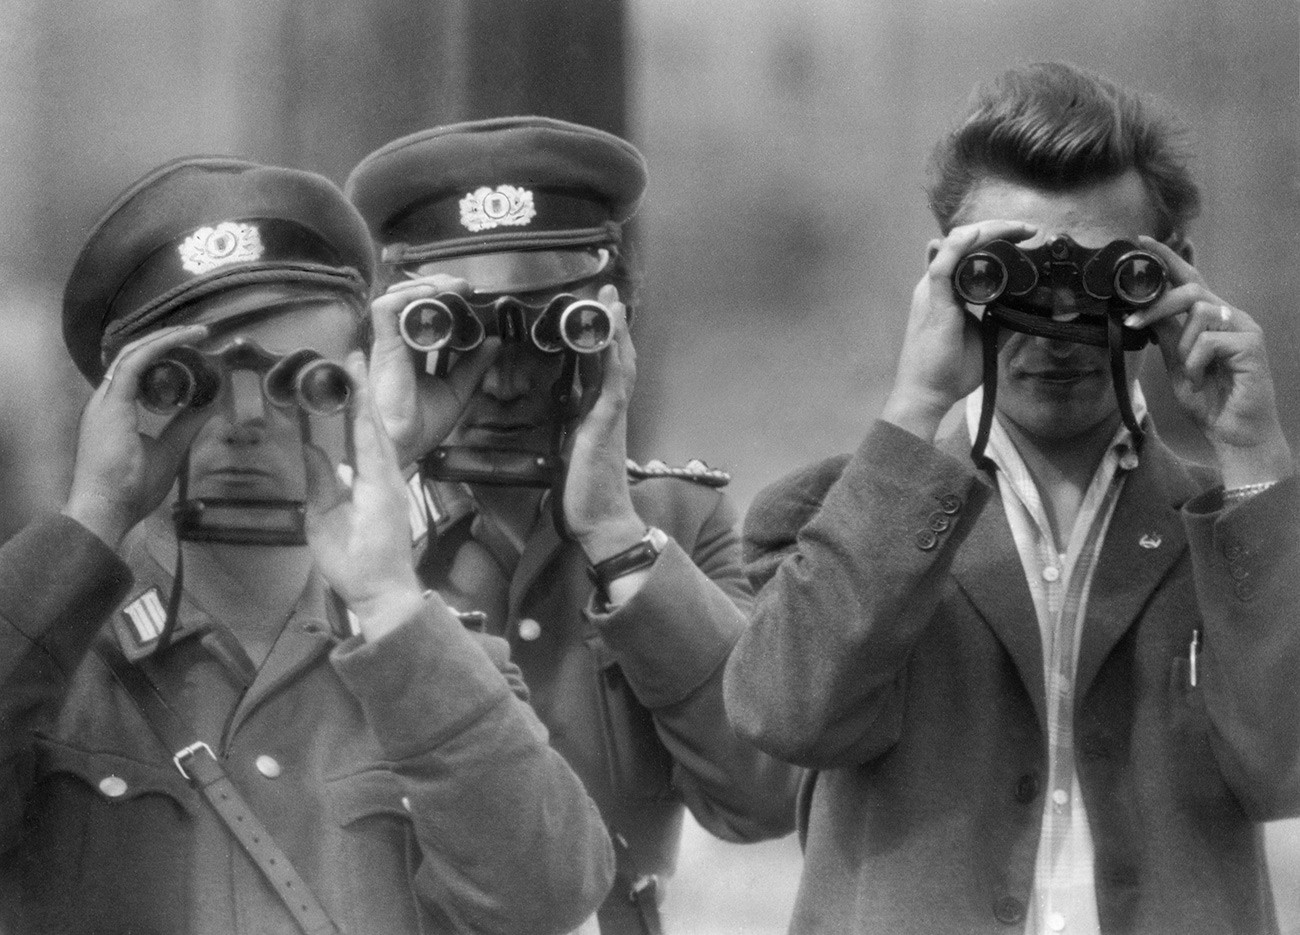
{"left": 625, "top": 457, "right": 730, "bottom": 488}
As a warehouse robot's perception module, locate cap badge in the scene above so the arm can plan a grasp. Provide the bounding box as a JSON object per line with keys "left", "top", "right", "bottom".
{"left": 179, "top": 221, "right": 265, "bottom": 274}
{"left": 459, "top": 185, "right": 536, "bottom": 232}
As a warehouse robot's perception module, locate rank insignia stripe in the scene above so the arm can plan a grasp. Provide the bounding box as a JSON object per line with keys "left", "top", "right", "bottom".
{"left": 114, "top": 587, "right": 168, "bottom": 660}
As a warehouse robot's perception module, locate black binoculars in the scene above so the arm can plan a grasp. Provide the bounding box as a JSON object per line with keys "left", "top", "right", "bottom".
{"left": 138, "top": 338, "right": 352, "bottom": 416}
{"left": 398, "top": 292, "right": 614, "bottom": 356}
{"left": 952, "top": 236, "right": 1167, "bottom": 314}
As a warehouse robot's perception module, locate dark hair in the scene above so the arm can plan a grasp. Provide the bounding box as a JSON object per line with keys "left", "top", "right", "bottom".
{"left": 927, "top": 62, "right": 1201, "bottom": 240}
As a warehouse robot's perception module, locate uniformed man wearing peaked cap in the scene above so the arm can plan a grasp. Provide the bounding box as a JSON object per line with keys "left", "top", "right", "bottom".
{"left": 0, "top": 155, "right": 613, "bottom": 935}
{"left": 347, "top": 117, "right": 800, "bottom": 935}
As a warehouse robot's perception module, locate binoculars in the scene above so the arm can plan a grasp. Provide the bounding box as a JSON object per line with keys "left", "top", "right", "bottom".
{"left": 952, "top": 236, "right": 1167, "bottom": 314}
{"left": 138, "top": 338, "right": 352, "bottom": 416}
{"left": 398, "top": 292, "right": 614, "bottom": 356}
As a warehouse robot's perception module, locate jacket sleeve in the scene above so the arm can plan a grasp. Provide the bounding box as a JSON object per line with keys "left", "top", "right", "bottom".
{"left": 723, "top": 420, "right": 991, "bottom": 770}
{"left": 587, "top": 487, "right": 802, "bottom": 842}
{"left": 1184, "top": 475, "right": 1300, "bottom": 820}
{"left": 0, "top": 514, "right": 134, "bottom": 852}
{"left": 331, "top": 597, "right": 615, "bottom": 935}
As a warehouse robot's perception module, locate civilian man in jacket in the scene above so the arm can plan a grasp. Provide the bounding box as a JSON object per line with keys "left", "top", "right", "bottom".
{"left": 0, "top": 156, "right": 613, "bottom": 934}
{"left": 347, "top": 117, "right": 800, "bottom": 935}
{"left": 725, "top": 63, "right": 1300, "bottom": 935}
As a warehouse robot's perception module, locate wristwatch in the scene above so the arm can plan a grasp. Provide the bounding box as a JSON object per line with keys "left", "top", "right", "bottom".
{"left": 588, "top": 527, "right": 669, "bottom": 609}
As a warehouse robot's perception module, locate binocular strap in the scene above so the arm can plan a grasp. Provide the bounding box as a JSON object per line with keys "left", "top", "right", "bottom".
{"left": 1107, "top": 316, "right": 1145, "bottom": 442}
{"left": 97, "top": 642, "right": 343, "bottom": 935}
{"left": 970, "top": 312, "right": 1001, "bottom": 474}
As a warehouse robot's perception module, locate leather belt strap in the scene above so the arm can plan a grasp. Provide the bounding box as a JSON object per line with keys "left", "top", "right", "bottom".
{"left": 99, "top": 644, "right": 343, "bottom": 935}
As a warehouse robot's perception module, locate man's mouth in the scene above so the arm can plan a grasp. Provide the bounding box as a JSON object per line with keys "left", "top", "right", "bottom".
{"left": 1024, "top": 367, "right": 1099, "bottom": 385}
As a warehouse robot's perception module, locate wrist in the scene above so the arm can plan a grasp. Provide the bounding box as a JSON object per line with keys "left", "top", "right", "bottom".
{"left": 575, "top": 514, "right": 647, "bottom": 565}
{"left": 349, "top": 582, "right": 427, "bottom": 643}
{"left": 63, "top": 491, "right": 134, "bottom": 549}
{"left": 881, "top": 385, "right": 956, "bottom": 443}
{"left": 1212, "top": 432, "right": 1294, "bottom": 490}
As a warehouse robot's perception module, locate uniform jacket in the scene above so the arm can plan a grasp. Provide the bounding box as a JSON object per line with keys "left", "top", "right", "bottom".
{"left": 0, "top": 514, "right": 614, "bottom": 935}
{"left": 418, "top": 473, "right": 800, "bottom": 934}
{"left": 724, "top": 420, "right": 1300, "bottom": 935}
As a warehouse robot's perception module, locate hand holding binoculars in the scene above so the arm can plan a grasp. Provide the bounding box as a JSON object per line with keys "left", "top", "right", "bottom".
{"left": 137, "top": 338, "right": 352, "bottom": 416}
{"left": 398, "top": 291, "right": 615, "bottom": 356}
{"left": 952, "top": 235, "right": 1168, "bottom": 317}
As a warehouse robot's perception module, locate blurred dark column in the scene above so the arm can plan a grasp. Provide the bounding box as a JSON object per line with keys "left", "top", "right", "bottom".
{"left": 272, "top": 0, "right": 629, "bottom": 181}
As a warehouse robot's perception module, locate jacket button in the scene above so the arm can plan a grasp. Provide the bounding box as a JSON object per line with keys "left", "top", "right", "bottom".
{"left": 1229, "top": 564, "right": 1250, "bottom": 581}
{"left": 927, "top": 512, "right": 951, "bottom": 532}
{"left": 1013, "top": 773, "right": 1040, "bottom": 804}
{"left": 518, "top": 618, "right": 542, "bottom": 641}
{"left": 994, "top": 895, "right": 1025, "bottom": 925}
{"left": 1222, "top": 540, "right": 1245, "bottom": 560}
{"left": 255, "top": 755, "right": 282, "bottom": 779}
{"left": 1235, "top": 581, "right": 1257, "bottom": 602}
{"left": 99, "top": 775, "right": 128, "bottom": 798}
{"left": 915, "top": 529, "right": 938, "bottom": 551}
{"left": 939, "top": 494, "right": 963, "bottom": 514}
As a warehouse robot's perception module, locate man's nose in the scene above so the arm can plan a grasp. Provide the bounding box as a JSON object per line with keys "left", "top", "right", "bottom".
{"left": 220, "top": 369, "right": 268, "bottom": 443}
{"left": 479, "top": 354, "right": 535, "bottom": 401}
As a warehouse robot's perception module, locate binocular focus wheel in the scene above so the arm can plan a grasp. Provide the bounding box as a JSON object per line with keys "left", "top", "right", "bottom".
{"left": 953, "top": 253, "right": 1010, "bottom": 306}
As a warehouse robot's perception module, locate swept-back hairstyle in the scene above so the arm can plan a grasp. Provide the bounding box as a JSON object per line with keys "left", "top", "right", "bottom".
{"left": 927, "top": 62, "right": 1201, "bottom": 240}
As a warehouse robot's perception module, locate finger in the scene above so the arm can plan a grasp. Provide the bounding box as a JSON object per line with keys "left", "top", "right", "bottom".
{"left": 928, "top": 220, "right": 1038, "bottom": 281}
{"left": 153, "top": 400, "right": 219, "bottom": 461}
{"left": 1124, "top": 282, "right": 1216, "bottom": 329}
{"left": 102, "top": 324, "right": 210, "bottom": 399}
{"left": 1176, "top": 299, "right": 1238, "bottom": 363}
{"left": 345, "top": 352, "right": 402, "bottom": 480}
{"left": 302, "top": 440, "right": 348, "bottom": 515}
{"left": 1137, "top": 235, "right": 1206, "bottom": 289}
{"left": 1182, "top": 330, "right": 1254, "bottom": 388}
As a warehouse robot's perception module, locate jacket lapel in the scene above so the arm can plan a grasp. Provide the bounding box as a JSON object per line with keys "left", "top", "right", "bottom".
{"left": 508, "top": 502, "right": 566, "bottom": 619}
{"left": 1073, "top": 434, "right": 1198, "bottom": 704}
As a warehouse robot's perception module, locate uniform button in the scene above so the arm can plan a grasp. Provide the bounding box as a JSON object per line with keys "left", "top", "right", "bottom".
{"left": 1119, "top": 451, "right": 1140, "bottom": 471}
{"left": 994, "top": 895, "right": 1025, "bottom": 925}
{"left": 915, "top": 529, "right": 938, "bottom": 551}
{"left": 255, "top": 755, "right": 282, "bottom": 779}
{"left": 99, "top": 775, "right": 128, "bottom": 798}
{"left": 1223, "top": 542, "right": 1245, "bottom": 561}
{"left": 1229, "top": 564, "right": 1250, "bottom": 581}
{"left": 1042, "top": 565, "right": 1061, "bottom": 583}
{"left": 1048, "top": 911, "right": 1067, "bottom": 931}
{"left": 939, "top": 494, "right": 963, "bottom": 514}
{"left": 1235, "top": 582, "right": 1257, "bottom": 602}
{"left": 1052, "top": 788, "right": 1069, "bottom": 808}
{"left": 1013, "top": 773, "right": 1040, "bottom": 804}
{"left": 518, "top": 618, "right": 542, "bottom": 641}
{"left": 927, "top": 512, "right": 951, "bottom": 532}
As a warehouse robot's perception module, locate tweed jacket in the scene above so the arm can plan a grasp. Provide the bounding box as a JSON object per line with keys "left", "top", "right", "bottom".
{"left": 0, "top": 514, "right": 613, "bottom": 935}
{"left": 724, "top": 419, "right": 1300, "bottom": 935}
{"left": 417, "top": 472, "right": 801, "bottom": 934}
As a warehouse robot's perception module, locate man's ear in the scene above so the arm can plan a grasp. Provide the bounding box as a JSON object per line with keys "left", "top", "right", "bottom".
{"left": 1176, "top": 238, "right": 1195, "bottom": 265}
{"left": 926, "top": 239, "right": 943, "bottom": 264}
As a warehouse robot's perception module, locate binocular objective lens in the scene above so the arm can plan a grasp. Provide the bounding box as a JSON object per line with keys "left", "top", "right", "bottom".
{"left": 399, "top": 299, "right": 456, "bottom": 352}
{"left": 139, "top": 359, "right": 197, "bottom": 413}
{"left": 1114, "top": 253, "right": 1166, "bottom": 306}
{"left": 295, "top": 360, "right": 351, "bottom": 416}
{"left": 558, "top": 301, "right": 614, "bottom": 354}
{"left": 954, "top": 254, "right": 1008, "bottom": 306}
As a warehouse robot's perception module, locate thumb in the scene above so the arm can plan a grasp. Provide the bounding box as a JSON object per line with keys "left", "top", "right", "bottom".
{"left": 302, "top": 442, "right": 347, "bottom": 515}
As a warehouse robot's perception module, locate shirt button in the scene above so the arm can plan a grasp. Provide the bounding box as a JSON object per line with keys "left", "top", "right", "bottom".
{"left": 1052, "top": 788, "right": 1069, "bottom": 807}
{"left": 1042, "top": 566, "right": 1061, "bottom": 583}
{"left": 993, "top": 895, "right": 1025, "bottom": 925}
{"left": 518, "top": 618, "right": 542, "bottom": 641}
{"left": 255, "top": 755, "right": 282, "bottom": 779}
{"left": 99, "top": 775, "right": 128, "bottom": 798}
{"left": 1048, "top": 911, "right": 1067, "bottom": 931}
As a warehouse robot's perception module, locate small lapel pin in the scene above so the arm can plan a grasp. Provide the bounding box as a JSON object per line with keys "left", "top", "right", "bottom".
{"left": 1139, "top": 533, "right": 1162, "bottom": 550}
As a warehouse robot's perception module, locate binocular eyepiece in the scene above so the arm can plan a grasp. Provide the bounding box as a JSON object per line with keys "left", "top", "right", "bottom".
{"left": 138, "top": 340, "right": 352, "bottom": 416}
{"left": 952, "top": 236, "right": 1167, "bottom": 310}
{"left": 398, "top": 292, "right": 615, "bottom": 356}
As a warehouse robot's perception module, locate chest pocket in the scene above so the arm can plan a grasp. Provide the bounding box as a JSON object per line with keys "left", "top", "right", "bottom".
{"left": 585, "top": 635, "right": 675, "bottom": 803}
{"left": 323, "top": 767, "right": 424, "bottom": 932}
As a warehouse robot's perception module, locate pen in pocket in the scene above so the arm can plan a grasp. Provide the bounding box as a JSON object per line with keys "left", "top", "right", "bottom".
{"left": 1189, "top": 628, "right": 1201, "bottom": 688}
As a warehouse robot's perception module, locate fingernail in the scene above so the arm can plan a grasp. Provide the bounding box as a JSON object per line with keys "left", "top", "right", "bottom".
{"left": 1124, "top": 314, "right": 1140, "bottom": 328}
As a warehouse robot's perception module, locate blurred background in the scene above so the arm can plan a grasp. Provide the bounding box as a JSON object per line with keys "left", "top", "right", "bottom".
{"left": 0, "top": 0, "right": 1296, "bottom": 932}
